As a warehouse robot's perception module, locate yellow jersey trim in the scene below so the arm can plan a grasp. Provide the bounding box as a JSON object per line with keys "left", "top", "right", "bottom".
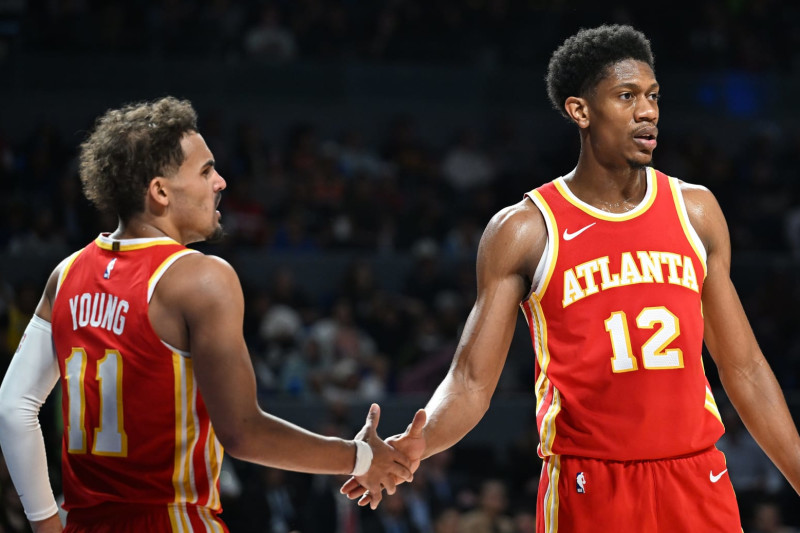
{"left": 95, "top": 234, "right": 180, "bottom": 252}
{"left": 530, "top": 190, "right": 560, "bottom": 298}
{"left": 57, "top": 249, "right": 84, "bottom": 296}
{"left": 668, "top": 177, "right": 708, "bottom": 278}
{"left": 553, "top": 167, "right": 658, "bottom": 221}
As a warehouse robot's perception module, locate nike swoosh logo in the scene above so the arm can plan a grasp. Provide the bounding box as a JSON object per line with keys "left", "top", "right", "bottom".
{"left": 562, "top": 223, "right": 596, "bottom": 241}
{"left": 709, "top": 469, "right": 728, "bottom": 483}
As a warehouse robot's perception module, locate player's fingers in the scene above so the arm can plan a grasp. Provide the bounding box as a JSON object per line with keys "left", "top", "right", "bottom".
{"left": 357, "top": 491, "right": 372, "bottom": 506}
{"left": 406, "top": 409, "right": 427, "bottom": 437}
{"left": 340, "top": 477, "right": 368, "bottom": 500}
{"left": 358, "top": 489, "right": 382, "bottom": 509}
{"left": 388, "top": 462, "right": 413, "bottom": 484}
{"left": 340, "top": 476, "right": 359, "bottom": 494}
{"left": 368, "top": 488, "right": 383, "bottom": 510}
{"left": 383, "top": 475, "right": 398, "bottom": 495}
{"left": 387, "top": 445, "right": 412, "bottom": 472}
{"left": 346, "top": 485, "right": 368, "bottom": 500}
{"left": 364, "top": 403, "right": 380, "bottom": 435}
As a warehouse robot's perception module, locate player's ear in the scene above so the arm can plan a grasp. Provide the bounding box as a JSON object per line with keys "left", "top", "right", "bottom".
{"left": 565, "top": 96, "right": 589, "bottom": 129}
{"left": 148, "top": 177, "right": 170, "bottom": 208}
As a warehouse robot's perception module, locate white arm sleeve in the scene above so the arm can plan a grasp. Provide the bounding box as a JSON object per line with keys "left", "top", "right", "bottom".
{"left": 0, "top": 315, "right": 60, "bottom": 521}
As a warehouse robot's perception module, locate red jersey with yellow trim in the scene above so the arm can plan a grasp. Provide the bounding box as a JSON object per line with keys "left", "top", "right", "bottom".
{"left": 50, "top": 234, "right": 225, "bottom": 528}
{"left": 521, "top": 168, "right": 723, "bottom": 461}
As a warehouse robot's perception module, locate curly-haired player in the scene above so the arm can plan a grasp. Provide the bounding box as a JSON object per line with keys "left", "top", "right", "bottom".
{"left": 0, "top": 96, "right": 421, "bottom": 533}
{"left": 343, "top": 25, "right": 800, "bottom": 532}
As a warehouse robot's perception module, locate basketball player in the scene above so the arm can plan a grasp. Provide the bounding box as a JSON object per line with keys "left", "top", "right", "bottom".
{"left": 342, "top": 25, "right": 800, "bottom": 531}
{"left": 0, "top": 97, "right": 421, "bottom": 533}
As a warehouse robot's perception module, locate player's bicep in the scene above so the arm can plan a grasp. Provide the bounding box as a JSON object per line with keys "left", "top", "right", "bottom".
{"left": 450, "top": 205, "right": 542, "bottom": 388}
{"left": 183, "top": 257, "right": 247, "bottom": 352}
{"left": 685, "top": 186, "right": 761, "bottom": 370}
{"left": 177, "top": 257, "right": 260, "bottom": 444}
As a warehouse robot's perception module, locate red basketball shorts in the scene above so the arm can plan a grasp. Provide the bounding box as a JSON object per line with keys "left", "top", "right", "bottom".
{"left": 64, "top": 502, "right": 229, "bottom": 533}
{"left": 537, "top": 446, "right": 741, "bottom": 533}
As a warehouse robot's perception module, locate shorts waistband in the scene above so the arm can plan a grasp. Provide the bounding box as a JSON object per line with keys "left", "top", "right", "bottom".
{"left": 548, "top": 444, "right": 717, "bottom": 465}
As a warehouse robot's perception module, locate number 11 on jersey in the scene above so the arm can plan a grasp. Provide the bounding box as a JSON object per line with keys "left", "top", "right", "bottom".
{"left": 65, "top": 348, "right": 128, "bottom": 456}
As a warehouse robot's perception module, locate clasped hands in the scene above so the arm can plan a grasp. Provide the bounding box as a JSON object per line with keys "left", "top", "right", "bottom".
{"left": 343, "top": 404, "right": 428, "bottom": 510}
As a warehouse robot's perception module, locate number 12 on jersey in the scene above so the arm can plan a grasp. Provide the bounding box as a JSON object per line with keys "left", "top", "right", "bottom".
{"left": 604, "top": 307, "right": 684, "bottom": 373}
{"left": 64, "top": 348, "right": 128, "bottom": 456}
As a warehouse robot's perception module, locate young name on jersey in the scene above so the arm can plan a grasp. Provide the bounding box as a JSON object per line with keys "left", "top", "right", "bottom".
{"left": 68, "top": 292, "right": 130, "bottom": 334}
{"left": 562, "top": 250, "right": 699, "bottom": 308}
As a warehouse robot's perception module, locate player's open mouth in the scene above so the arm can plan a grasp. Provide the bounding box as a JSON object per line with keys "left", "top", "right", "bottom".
{"left": 633, "top": 127, "right": 657, "bottom": 150}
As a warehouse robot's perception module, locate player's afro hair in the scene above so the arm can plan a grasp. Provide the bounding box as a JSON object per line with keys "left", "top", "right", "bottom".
{"left": 546, "top": 25, "right": 654, "bottom": 119}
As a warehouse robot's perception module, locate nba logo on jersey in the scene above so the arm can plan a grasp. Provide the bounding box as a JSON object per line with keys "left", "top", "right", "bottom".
{"left": 576, "top": 472, "right": 587, "bottom": 493}
{"left": 103, "top": 258, "right": 117, "bottom": 279}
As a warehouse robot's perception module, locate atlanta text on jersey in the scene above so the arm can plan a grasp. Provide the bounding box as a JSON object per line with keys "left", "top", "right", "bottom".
{"left": 562, "top": 251, "right": 700, "bottom": 307}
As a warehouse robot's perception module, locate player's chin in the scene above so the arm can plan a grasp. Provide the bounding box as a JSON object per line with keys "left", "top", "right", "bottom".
{"left": 627, "top": 153, "right": 653, "bottom": 169}
{"left": 206, "top": 224, "right": 226, "bottom": 244}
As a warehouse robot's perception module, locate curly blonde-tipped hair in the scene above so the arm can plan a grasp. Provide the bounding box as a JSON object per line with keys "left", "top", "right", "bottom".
{"left": 79, "top": 96, "right": 198, "bottom": 222}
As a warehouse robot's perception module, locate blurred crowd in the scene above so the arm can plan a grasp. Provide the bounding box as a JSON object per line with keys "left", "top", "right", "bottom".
{"left": 1, "top": 0, "right": 800, "bottom": 531}
{"left": 0, "top": 0, "right": 798, "bottom": 71}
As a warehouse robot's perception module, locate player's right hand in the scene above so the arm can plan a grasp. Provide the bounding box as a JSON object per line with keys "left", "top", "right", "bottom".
{"left": 350, "top": 403, "right": 416, "bottom": 510}
{"left": 341, "top": 408, "right": 427, "bottom": 509}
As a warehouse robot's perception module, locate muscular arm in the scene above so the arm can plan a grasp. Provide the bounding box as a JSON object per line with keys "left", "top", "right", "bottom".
{"left": 417, "top": 201, "right": 545, "bottom": 459}
{"left": 683, "top": 183, "right": 800, "bottom": 493}
{"left": 158, "top": 254, "right": 409, "bottom": 478}
{"left": 341, "top": 200, "right": 546, "bottom": 504}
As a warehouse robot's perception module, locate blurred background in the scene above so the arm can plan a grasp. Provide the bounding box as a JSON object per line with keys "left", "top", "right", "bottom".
{"left": 1, "top": 0, "right": 799, "bottom": 532}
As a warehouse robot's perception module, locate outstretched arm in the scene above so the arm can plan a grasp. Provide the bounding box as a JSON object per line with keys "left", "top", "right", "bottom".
{"left": 164, "top": 254, "right": 413, "bottom": 483}
{"left": 685, "top": 183, "right": 800, "bottom": 493}
{"left": 412, "top": 202, "right": 543, "bottom": 457}
{"left": 342, "top": 200, "right": 546, "bottom": 504}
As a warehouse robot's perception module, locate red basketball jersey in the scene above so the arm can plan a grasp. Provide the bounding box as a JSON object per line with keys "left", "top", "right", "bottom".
{"left": 521, "top": 168, "right": 724, "bottom": 461}
{"left": 51, "top": 234, "right": 225, "bottom": 529}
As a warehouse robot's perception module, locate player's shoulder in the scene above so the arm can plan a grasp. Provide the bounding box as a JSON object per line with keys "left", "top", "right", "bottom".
{"left": 669, "top": 176, "right": 722, "bottom": 215}
{"left": 667, "top": 175, "right": 728, "bottom": 251}
{"left": 480, "top": 198, "right": 547, "bottom": 275}
{"left": 485, "top": 197, "right": 546, "bottom": 240}
{"left": 156, "top": 251, "right": 243, "bottom": 311}
{"left": 165, "top": 252, "right": 238, "bottom": 285}
{"left": 659, "top": 169, "right": 710, "bottom": 199}
{"left": 45, "top": 248, "right": 87, "bottom": 302}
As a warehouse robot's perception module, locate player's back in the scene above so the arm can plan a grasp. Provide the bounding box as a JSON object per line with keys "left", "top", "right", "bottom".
{"left": 50, "top": 234, "right": 223, "bottom": 521}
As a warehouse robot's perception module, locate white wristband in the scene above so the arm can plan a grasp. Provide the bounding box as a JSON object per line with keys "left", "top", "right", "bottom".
{"left": 350, "top": 440, "right": 373, "bottom": 477}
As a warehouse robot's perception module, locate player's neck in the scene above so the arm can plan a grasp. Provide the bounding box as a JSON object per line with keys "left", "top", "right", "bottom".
{"left": 566, "top": 159, "right": 648, "bottom": 213}
{"left": 109, "top": 218, "right": 178, "bottom": 242}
